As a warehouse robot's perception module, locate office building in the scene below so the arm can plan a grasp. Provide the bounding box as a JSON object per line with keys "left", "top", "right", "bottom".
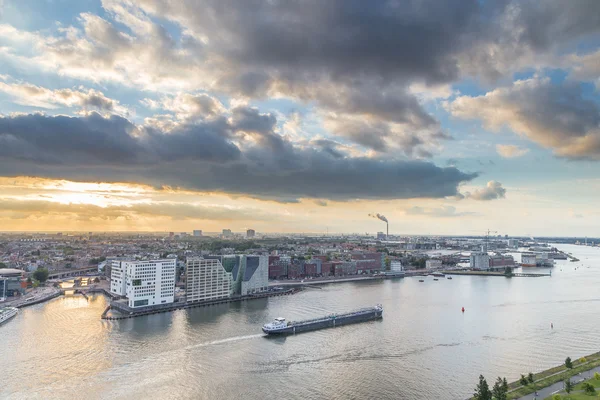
{"left": 507, "top": 239, "right": 519, "bottom": 248}
{"left": 470, "top": 252, "right": 490, "bottom": 270}
{"left": 351, "top": 252, "right": 384, "bottom": 273}
{"left": 0, "top": 269, "right": 24, "bottom": 300}
{"left": 193, "top": 230, "right": 203, "bottom": 237}
{"left": 186, "top": 258, "right": 232, "bottom": 302}
{"left": 390, "top": 261, "right": 403, "bottom": 272}
{"left": 110, "top": 260, "right": 176, "bottom": 308}
{"left": 246, "top": 229, "right": 255, "bottom": 238}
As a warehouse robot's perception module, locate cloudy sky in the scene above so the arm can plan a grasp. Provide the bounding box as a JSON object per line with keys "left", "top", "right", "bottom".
{"left": 0, "top": 0, "right": 599, "bottom": 236}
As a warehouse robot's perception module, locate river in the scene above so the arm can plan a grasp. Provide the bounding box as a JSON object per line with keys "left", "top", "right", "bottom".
{"left": 1, "top": 244, "right": 599, "bottom": 400}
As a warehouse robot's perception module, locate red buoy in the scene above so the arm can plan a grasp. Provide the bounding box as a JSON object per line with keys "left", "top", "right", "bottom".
{"left": 461, "top": 307, "right": 465, "bottom": 313}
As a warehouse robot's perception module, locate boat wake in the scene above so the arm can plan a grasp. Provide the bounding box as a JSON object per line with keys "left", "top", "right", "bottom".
{"left": 187, "top": 333, "right": 265, "bottom": 350}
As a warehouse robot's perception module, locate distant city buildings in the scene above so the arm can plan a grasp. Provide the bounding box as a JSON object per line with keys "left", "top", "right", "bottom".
{"left": 425, "top": 259, "right": 442, "bottom": 269}
{"left": 507, "top": 239, "right": 519, "bottom": 248}
{"left": 110, "top": 259, "right": 176, "bottom": 308}
{"left": 193, "top": 230, "right": 203, "bottom": 237}
{"left": 246, "top": 229, "right": 256, "bottom": 238}
{"left": 521, "top": 253, "right": 537, "bottom": 267}
{"left": 470, "top": 252, "right": 490, "bottom": 270}
{"left": 376, "top": 232, "right": 386, "bottom": 240}
{"left": 222, "top": 229, "right": 232, "bottom": 238}
{"left": 186, "top": 258, "right": 232, "bottom": 302}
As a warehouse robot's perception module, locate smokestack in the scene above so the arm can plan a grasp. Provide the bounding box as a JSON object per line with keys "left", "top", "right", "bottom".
{"left": 387, "top": 222, "right": 388, "bottom": 238}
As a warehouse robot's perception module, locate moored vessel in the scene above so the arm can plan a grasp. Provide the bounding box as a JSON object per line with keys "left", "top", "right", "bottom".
{"left": 0, "top": 307, "right": 18, "bottom": 326}
{"left": 262, "top": 305, "right": 383, "bottom": 335}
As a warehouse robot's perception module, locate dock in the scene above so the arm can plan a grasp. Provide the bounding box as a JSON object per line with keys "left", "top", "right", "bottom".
{"left": 102, "top": 288, "right": 301, "bottom": 320}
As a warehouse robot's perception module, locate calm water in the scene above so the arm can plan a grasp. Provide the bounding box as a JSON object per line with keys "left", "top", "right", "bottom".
{"left": 2, "top": 244, "right": 600, "bottom": 400}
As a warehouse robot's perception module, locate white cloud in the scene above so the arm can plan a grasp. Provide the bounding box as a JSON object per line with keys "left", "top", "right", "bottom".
{"left": 0, "top": 80, "right": 130, "bottom": 115}
{"left": 496, "top": 144, "right": 530, "bottom": 158}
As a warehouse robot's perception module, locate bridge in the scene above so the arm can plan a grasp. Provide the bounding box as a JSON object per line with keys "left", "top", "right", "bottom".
{"left": 48, "top": 266, "right": 99, "bottom": 279}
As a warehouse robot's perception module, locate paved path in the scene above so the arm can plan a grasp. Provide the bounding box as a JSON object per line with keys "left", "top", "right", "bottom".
{"left": 517, "top": 367, "right": 600, "bottom": 400}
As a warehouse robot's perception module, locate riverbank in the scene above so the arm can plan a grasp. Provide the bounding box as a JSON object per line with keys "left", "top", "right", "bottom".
{"left": 496, "top": 351, "right": 600, "bottom": 399}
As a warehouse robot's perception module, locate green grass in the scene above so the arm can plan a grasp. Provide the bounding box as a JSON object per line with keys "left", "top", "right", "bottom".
{"left": 505, "top": 355, "right": 600, "bottom": 400}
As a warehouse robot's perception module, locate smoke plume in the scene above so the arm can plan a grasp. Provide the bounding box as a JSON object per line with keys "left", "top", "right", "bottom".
{"left": 369, "top": 213, "right": 388, "bottom": 223}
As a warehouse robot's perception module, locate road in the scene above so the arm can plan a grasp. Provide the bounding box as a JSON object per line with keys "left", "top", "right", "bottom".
{"left": 517, "top": 367, "right": 600, "bottom": 400}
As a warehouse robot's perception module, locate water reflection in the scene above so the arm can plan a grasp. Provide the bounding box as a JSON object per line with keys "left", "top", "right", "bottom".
{"left": 1, "top": 244, "right": 599, "bottom": 399}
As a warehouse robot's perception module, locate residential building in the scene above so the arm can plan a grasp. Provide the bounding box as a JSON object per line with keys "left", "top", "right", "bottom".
{"left": 186, "top": 258, "right": 232, "bottom": 302}
{"left": 246, "top": 229, "right": 256, "bottom": 238}
{"left": 470, "top": 252, "right": 490, "bottom": 270}
{"left": 425, "top": 259, "right": 442, "bottom": 269}
{"left": 205, "top": 255, "right": 268, "bottom": 295}
{"left": 110, "top": 259, "right": 176, "bottom": 308}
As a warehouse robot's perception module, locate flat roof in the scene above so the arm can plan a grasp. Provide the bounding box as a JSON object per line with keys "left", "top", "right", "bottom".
{"left": 0, "top": 268, "right": 24, "bottom": 276}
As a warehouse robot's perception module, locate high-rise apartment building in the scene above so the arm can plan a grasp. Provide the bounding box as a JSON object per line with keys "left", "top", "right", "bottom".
{"left": 246, "top": 229, "right": 255, "bottom": 238}
{"left": 204, "top": 255, "right": 268, "bottom": 295}
{"left": 186, "top": 258, "right": 232, "bottom": 302}
{"left": 110, "top": 259, "right": 176, "bottom": 308}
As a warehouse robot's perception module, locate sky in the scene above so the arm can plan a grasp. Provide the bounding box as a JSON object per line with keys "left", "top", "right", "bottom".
{"left": 0, "top": 0, "right": 599, "bottom": 236}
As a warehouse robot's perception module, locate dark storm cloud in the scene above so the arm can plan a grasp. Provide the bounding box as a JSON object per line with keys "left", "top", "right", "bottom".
{"left": 0, "top": 113, "right": 476, "bottom": 201}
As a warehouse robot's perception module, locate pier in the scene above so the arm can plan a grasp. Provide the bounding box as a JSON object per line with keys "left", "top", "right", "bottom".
{"left": 102, "top": 288, "right": 302, "bottom": 320}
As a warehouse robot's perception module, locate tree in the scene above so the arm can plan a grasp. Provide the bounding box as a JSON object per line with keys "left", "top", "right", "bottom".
{"left": 565, "top": 357, "right": 573, "bottom": 369}
{"left": 520, "top": 374, "right": 528, "bottom": 386}
{"left": 33, "top": 268, "right": 49, "bottom": 283}
{"left": 594, "top": 372, "right": 600, "bottom": 380}
{"left": 492, "top": 377, "right": 508, "bottom": 400}
{"left": 473, "top": 375, "right": 492, "bottom": 400}
{"left": 551, "top": 394, "right": 561, "bottom": 400}
{"left": 0, "top": 262, "right": 7, "bottom": 269}
{"left": 502, "top": 378, "right": 508, "bottom": 395}
{"left": 564, "top": 379, "right": 572, "bottom": 394}
{"left": 384, "top": 257, "right": 391, "bottom": 271}
{"left": 527, "top": 372, "right": 534, "bottom": 383}
{"left": 583, "top": 382, "right": 596, "bottom": 394}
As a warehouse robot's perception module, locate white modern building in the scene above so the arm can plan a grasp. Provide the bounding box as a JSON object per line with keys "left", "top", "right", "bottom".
{"left": 110, "top": 259, "right": 176, "bottom": 308}
{"left": 425, "top": 259, "right": 443, "bottom": 269}
{"left": 470, "top": 252, "right": 490, "bottom": 270}
{"left": 390, "top": 261, "right": 403, "bottom": 272}
{"left": 110, "top": 260, "right": 127, "bottom": 296}
{"left": 186, "top": 258, "right": 232, "bottom": 302}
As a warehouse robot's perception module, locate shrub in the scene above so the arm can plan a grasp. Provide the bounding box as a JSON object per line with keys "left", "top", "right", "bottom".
{"left": 583, "top": 382, "right": 596, "bottom": 394}
{"left": 552, "top": 394, "right": 561, "bottom": 400}
{"left": 520, "top": 374, "right": 528, "bottom": 386}
{"left": 595, "top": 372, "right": 600, "bottom": 380}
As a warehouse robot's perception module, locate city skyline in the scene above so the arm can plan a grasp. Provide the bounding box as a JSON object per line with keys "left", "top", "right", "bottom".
{"left": 1, "top": 1, "right": 600, "bottom": 236}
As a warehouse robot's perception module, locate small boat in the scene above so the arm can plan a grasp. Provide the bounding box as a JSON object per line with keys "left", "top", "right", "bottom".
{"left": 447, "top": 276, "right": 453, "bottom": 280}
{"left": 433, "top": 278, "right": 439, "bottom": 281}
{"left": 419, "top": 279, "right": 424, "bottom": 282}
{"left": 0, "top": 307, "right": 18, "bottom": 326}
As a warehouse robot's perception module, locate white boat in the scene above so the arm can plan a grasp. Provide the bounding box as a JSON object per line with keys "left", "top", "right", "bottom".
{"left": 0, "top": 307, "right": 18, "bottom": 326}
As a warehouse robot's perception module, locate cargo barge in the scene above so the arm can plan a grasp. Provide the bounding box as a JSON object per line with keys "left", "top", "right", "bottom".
{"left": 262, "top": 304, "right": 383, "bottom": 335}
